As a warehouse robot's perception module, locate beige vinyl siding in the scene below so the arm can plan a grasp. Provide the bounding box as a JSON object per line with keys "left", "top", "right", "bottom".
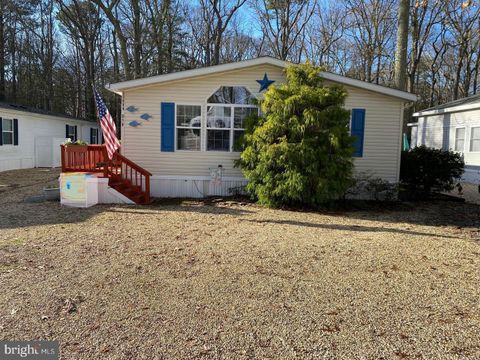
{"left": 343, "top": 86, "right": 403, "bottom": 182}
{"left": 122, "top": 64, "right": 284, "bottom": 178}
{"left": 122, "top": 64, "right": 405, "bottom": 183}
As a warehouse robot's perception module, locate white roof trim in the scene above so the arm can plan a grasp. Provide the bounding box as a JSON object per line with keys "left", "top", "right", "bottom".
{"left": 106, "top": 56, "right": 417, "bottom": 102}
{"left": 413, "top": 102, "right": 480, "bottom": 117}
{"left": 319, "top": 72, "right": 417, "bottom": 102}
{"left": 106, "top": 57, "right": 287, "bottom": 93}
{"left": 0, "top": 107, "right": 93, "bottom": 123}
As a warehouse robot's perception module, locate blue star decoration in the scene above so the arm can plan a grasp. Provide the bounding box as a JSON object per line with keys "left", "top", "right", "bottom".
{"left": 256, "top": 73, "right": 275, "bottom": 92}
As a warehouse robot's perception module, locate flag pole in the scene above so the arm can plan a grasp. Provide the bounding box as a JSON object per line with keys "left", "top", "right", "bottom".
{"left": 91, "top": 83, "right": 108, "bottom": 168}
{"left": 91, "top": 83, "right": 121, "bottom": 161}
{"left": 91, "top": 83, "right": 103, "bottom": 131}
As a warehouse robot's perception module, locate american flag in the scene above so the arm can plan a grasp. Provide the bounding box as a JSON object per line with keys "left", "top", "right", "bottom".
{"left": 94, "top": 89, "right": 120, "bottom": 159}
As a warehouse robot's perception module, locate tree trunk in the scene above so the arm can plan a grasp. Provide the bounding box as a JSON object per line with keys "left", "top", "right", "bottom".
{"left": 473, "top": 47, "right": 480, "bottom": 95}
{"left": 0, "top": 4, "right": 5, "bottom": 102}
{"left": 131, "top": 0, "right": 141, "bottom": 78}
{"left": 92, "top": 0, "right": 132, "bottom": 80}
{"left": 453, "top": 44, "right": 465, "bottom": 100}
{"left": 394, "top": 0, "right": 409, "bottom": 91}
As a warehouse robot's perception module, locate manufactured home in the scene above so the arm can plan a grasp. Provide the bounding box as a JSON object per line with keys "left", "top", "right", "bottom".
{"left": 410, "top": 94, "right": 480, "bottom": 184}
{"left": 0, "top": 103, "right": 101, "bottom": 172}
{"left": 102, "top": 57, "right": 416, "bottom": 199}
{"left": 59, "top": 57, "right": 417, "bottom": 204}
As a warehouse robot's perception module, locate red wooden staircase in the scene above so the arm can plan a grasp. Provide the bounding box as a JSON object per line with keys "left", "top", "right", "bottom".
{"left": 60, "top": 145, "right": 152, "bottom": 204}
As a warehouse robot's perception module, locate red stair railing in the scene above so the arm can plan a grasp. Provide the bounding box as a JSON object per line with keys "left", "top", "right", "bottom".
{"left": 60, "top": 144, "right": 152, "bottom": 204}
{"left": 104, "top": 151, "right": 152, "bottom": 203}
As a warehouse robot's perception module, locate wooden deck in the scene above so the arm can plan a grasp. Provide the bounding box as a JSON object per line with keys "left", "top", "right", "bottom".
{"left": 60, "top": 144, "right": 152, "bottom": 204}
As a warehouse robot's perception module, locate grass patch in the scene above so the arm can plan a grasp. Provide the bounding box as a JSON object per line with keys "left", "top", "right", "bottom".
{"left": 0, "top": 238, "right": 26, "bottom": 247}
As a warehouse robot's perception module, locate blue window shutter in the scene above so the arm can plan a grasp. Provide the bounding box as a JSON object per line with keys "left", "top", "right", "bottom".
{"left": 351, "top": 109, "right": 365, "bottom": 157}
{"left": 66, "top": 124, "right": 69, "bottom": 139}
{"left": 0, "top": 117, "right": 3, "bottom": 146}
{"left": 13, "top": 119, "right": 18, "bottom": 145}
{"left": 74, "top": 126, "right": 78, "bottom": 142}
{"left": 90, "top": 128, "right": 94, "bottom": 144}
{"left": 161, "top": 102, "right": 175, "bottom": 152}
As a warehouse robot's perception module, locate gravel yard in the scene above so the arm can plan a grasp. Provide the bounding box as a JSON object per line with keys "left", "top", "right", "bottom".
{"left": 0, "top": 168, "right": 479, "bottom": 359}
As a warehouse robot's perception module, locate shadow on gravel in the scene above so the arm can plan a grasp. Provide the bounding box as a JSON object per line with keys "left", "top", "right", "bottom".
{"left": 242, "top": 218, "right": 459, "bottom": 239}
{"left": 0, "top": 202, "right": 111, "bottom": 230}
{"left": 0, "top": 199, "right": 254, "bottom": 230}
{"left": 336, "top": 200, "right": 480, "bottom": 230}
{"left": 109, "top": 204, "right": 254, "bottom": 216}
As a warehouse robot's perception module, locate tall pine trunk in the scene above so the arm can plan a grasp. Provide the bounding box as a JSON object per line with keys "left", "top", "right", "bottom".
{"left": 394, "top": 0, "right": 409, "bottom": 91}
{"left": 0, "top": 4, "right": 5, "bottom": 102}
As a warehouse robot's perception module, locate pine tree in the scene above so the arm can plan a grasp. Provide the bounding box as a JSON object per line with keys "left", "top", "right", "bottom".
{"left": 237, "top": 64, "right": 354, "bottom": 208}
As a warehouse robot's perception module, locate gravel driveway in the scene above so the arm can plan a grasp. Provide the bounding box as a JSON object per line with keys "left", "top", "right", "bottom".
{"left": 0, "top": 168, "right": 479, "bottom": 359}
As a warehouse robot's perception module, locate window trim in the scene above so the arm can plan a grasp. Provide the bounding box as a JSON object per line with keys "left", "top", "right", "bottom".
{"left": 1, "top": 118, "right": 14, "bottom": 146}
{"left": 454, "top": 126, "right": 466, "bottom": 153}
{"left": 174, "top": 103, "right": 203, "bottom": 152}
{"left": 91, "top": 128, "right": 99, "bottom": 144}
{"left": 207, "top": 85, "right": 257, "bottom": 105}
{"left": 205, "top": 103, "right": 258, "bottom": 153}
{"left": 66, "top": 125, "right": 77, "bottom": 142}
{"left": 469, "top": 126, "right": 480, "bottom": 153}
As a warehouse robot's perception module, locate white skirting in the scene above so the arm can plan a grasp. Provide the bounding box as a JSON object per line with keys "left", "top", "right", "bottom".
{"left": 462, "top": 167, "right": 480, "bottom": 184}
{"left": 150, "top": 175, "right": 247, "bottom": 198}
{"left": 0, "top": 157, "right": 35, "bottom": 172}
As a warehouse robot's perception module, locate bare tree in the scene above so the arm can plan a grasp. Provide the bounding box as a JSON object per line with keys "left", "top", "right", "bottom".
{"left": 344, "top": 0, "right": 396, "bottom": 84}
{"left": 252, "top": 0, "right": 316, "bottom": 61}
{"left": 57, "top": 0, "right": 102, "bottom": 119}
{"left": 304, "top": 1, "right": 347, "bottom": 72}
{"left": 408, "top": 0, "right": 443, "bottom": 94}
{"left": 445, "top": 0, "right": 480, "bottom": 99}
{"left": 91, "top": 0, "right": 132, "bottom": 79}
{"left": 197, "top": 0, "right": 247, "bottom": 65}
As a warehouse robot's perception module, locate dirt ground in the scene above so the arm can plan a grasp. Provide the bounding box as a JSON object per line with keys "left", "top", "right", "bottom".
{"left": 0, "top": 168, "right": 479, "bottom": 359}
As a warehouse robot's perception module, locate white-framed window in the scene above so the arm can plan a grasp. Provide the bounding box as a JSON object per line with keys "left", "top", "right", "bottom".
{"left": 2, "top": 118, "right": 13, "bottom": 145}
{"left": 206, "top": 105, "right": 232, "bottom": 151}
{"left": 206, "top": 105, "right": 258, "bottom": 152}
{"left": 206, "top": 86, "right": 258, "bottom": 152}
{"left": 234, "top": 107, "right": 257, "bottom": 151}
{"left": 470, "top": 126, "right": 480, "bottom": 152}
{"left": 66, "top": 125, "right": 76, "bottom": 141}
{"left": 90, "top": 128, "right": 99, "bottom": 144}
{"left": 454, "top": 127, "right": 465, "bottom": 152}
{"left": 176, "top": 104, "right": 202, "bottom": 151}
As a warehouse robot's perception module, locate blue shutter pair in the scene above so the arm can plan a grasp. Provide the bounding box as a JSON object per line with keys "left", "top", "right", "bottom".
{"left": 351, "top": 109, "right": 365, "bottom": 157}
{"left": 159, "top": 103, "right": 364, "bottom": 156}
{"left": 161, "top": 102, "right": 175, "bottom": 152}
{"left": 0, "top": 118, "right": 18, "bottom": 146}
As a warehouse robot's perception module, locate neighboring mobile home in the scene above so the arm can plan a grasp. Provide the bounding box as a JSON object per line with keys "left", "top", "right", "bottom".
{"left": 0, "top": 103, "right": 100, "bottom": 172}
{"left": 106, "top": 57, "right": 417, "bottom": 198}
{"left": 410, "top": 94, "right": 480, "bottom": 184}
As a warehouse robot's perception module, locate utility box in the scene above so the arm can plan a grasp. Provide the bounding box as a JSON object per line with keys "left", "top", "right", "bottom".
{"left": 59, "top": 172, "right": 98, "bottom": 208}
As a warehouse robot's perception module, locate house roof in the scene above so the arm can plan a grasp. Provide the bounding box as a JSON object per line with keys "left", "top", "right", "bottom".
{"left": 106, "top": 56, "right": 418, "bottom": 102}
{"left": 0, "top": 102, "right": 91, "bottom": 122}
{"left": 413, "top": 94, "right": 480, "bottom": 117}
